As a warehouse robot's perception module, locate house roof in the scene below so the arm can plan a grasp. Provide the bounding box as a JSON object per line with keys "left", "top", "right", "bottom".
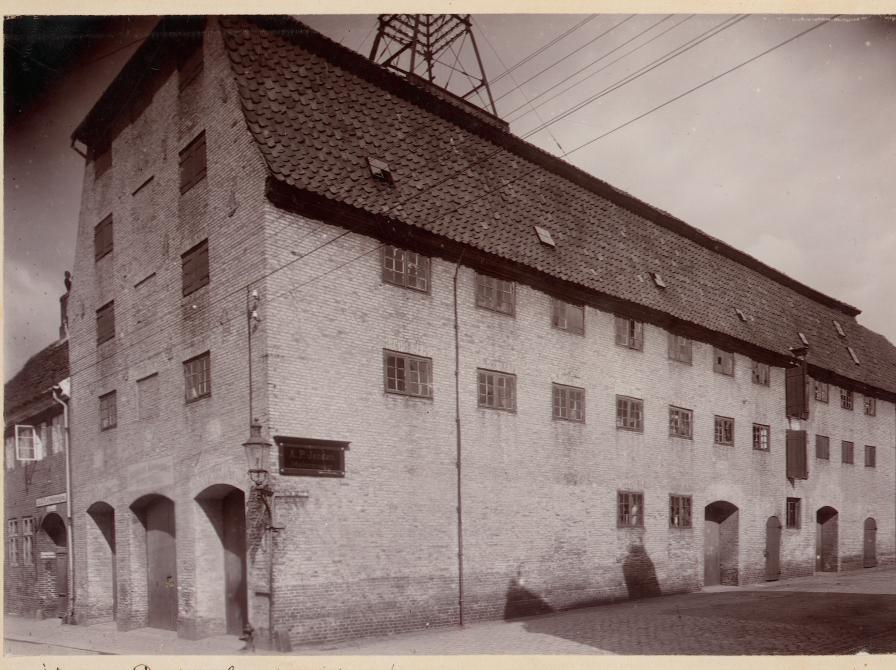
{"left": 4, "top": 339, "right": 69, "bottom": 423}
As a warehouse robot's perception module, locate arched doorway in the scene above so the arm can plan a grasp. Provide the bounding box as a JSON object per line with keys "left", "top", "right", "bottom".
{"left": 765, "top": 516, "right": 782, "bottom": 581}
{"left": 131, "top": 495, "right": 177, "bottom": 630}
{"left": 815, "top": 507, "right": 838, "bottom": 572}
{"left": 195, "top": 485, "right": 247, "bottom": 635}
{"left": 86, "top": 501, "right": 117, "bottom": 619}
{"left": 864, "top": 518, "right": 877, "bottom": 568}
{"left": 704, "top": 501, "right": 739, "bottom": 586}
{"left": 40, "top": 512, "right": 68, "bottom": 617}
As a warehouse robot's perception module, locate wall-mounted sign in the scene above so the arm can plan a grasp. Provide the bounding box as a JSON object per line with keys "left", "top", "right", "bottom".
{"left": 276, "top": 437, "right": 349, "bottom": 477}
{"left": 40, "top": 551, "right": 56, "bottom": 559}
{"left": 36, "top": 492, "right": 67, "bottom": 507}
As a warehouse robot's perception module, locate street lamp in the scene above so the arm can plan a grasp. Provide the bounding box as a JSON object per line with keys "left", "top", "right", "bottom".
{"left": 243, "top": 423, "right": 273, "bottom": 497}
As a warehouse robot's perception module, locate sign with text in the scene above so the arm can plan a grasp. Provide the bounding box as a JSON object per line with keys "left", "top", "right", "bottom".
{"left": 276, "top": 437, "right": 349, "bottom": 477}
{"left": 36, "top": 492, "right": 67, "bottom": 507}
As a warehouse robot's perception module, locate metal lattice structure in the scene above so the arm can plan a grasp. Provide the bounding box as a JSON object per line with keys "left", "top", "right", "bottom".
{"left": 369, "top": 14, "right": 498, "bottom": 116}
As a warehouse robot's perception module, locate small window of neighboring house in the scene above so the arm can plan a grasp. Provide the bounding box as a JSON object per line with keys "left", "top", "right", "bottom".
{"left": 786, "top": 497, "right": 801, "bottom": 529}
{"left": 669, "top": 495, "right": 692, "bottom": 529}
{"left": 814, "top": 380, "right": 829, "bottom": 403}
{"left": 477, "top": 369, "right": 516, "bottom": 411}
{"left": 667, "top": 332, "right": 692, "bottom": 364}
{"left": 182, "top": 239, "right": 210, "bottom": 296}
{"left": 668, "top": 406, "right": 693, "bottom": 439}
{"left": 841, "top": 440, "right": 854, "bottom": 464}
{"left": 865, "top": 445, "right": 876, "bottom": 468}
{"left": 99, "top": 391, "right": 117, "bottom": 430}
{"left": 381, "top": 246, "right": 430, "bottom": 292}
{"left": 553, "top": 384, "right": 585, "bottom": 422}
{"left": 137, "top": 373, "right": 160, "bottom": 420}
{"left": 178, "top": 40, "right": 204, "bottom": 90}
{"left": 475, "top": 273, "right": 514, "bottom": 315}
{"left": 384, "top": 350, "right": 432, "bottom": 398}
{"left": 7, "top": 520, "right": 18, "bottom": 566}
{"left": 714, "top": 416, "right": 734, "bottom": 446}
{"left": 94, "top": 143, "right": 111, "bottom": 178}
{"left": 752, "top": 423, "right": 770, "bottom": 451}
{"left": 96, "top": 301, "right": 115, "bottom": 344}
{"left": 179, "top": 131, "right": 207, "bottom": 194}
{"left": 751, "top": 361, "right": 770, "bottom": 386}
{"left": 616, "top": 395, "right": 643, "bottom": 432}
{"left": 552, "top": 299, "right": 585, "bottom": 335}
{"left": 615, "top": 316, "right": 643, "bottom": 351}
{"left": 617, "top": 491, "right": 644, "bottom": 528}
{"left": 14, "top": 425, "right": 44, "bottom": 461}
{"left": 713, "top": 348, "right": 734, "bottom": 376}
{"left": 840, "top": 387, "right": 853, "bottom": 410}
{"left": 22, "top": 517, "right": 34, "bottom": 565}
{"left": 184, "top": 352, "right": 212, "bottom": 402}
{"left": 94, "top": 214, "right": 113, "bottom": 261}
{"left": 815, "top": 435, "right": 830, "bottom": 460}
{"left": 864, "top": 396, "right": 876, "bottom": 416}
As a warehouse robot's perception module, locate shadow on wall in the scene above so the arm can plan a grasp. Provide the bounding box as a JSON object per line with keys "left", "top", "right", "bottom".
{"left": 503, "top": 571, "right": 555, "bottom": 621}
{"left": 622, "top": 542, "right": 662, "bottom": 600}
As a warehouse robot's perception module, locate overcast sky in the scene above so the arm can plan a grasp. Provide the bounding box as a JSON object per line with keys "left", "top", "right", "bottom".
{"left": 4, "top": 13, "right": 895, "bottom": 380}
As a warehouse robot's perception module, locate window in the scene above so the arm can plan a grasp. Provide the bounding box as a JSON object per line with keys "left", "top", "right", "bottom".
{"left": 615, "top": 317, "right": 643, "bottom": 351}
{"left": 833, "top": 320, "right": 846, "bottom": 337}
{"left": 814, "top": 380, "right": 829, "bottom": 403}
{"left": 752, "top": 423, "right": 770, "bottom": 451}
{"left": 847, "top": 346, "right": 860, "bottom": 365}
{"left": 94, "top": 214, "right": 113, "bottom": 260}
{"left": 382, "top": 246, "right": 430, "bottom": 292}
{"left": 616, "top": 395, "right": 643, "bottom": 431}
{"left": 477, "top": 369, "right": 516, "bottom": 411}
{"left": 534, "top": 225, "right": 556, "bottom": 247}
{"left": 475, "top": 273, "right": 514, "bottom": 315}
{"left": 182, "top": 239, "right": 210, "bottom": 296}
{"left": 667, "top": 333, "right": 692, "bottom": 364}
{"left": 786, "top": 498, "right": 801, "bottom": 529}
{"left": 669, "top": 495, "right": 692, "bottom": 529}
{"left": 714, "top": 416, "right": 734, "bottom": 446}
{"left": 179, "top": 131, "right": 207, "bottom": 194}
{"left": 553, "top": 384, "right": 585, "bottom": 422}
{"left": 99, "top": 391, "right": 117, "bottom": 430}
{"left": 650, "top": 272, "right": 667, "bottom": 288}
{"left": 384, "top": 350, "right": 432, "bottom": 398}
{"left": 864, "top": 396, "right": 876, "bottom": 416}
{"left": 367, "top": 157, "right": 393, "bottom": 184}
{"left": 713, "top": 348, "right": 734, "bottom": 376}
{"left": 865, "top": 445, "right": 876, "bottom": 468}
{"left": 14, "top": 425, "right": 38, "bottom": 461}
{"left": 798, "top": 332, "right": 809, "bottom": 346}
{"left": 96, "top": 301, "right": 115, "bottom": 344}
{"left": 617, "top": 491, "right": 644, "bottom": 528}
{"left": 815, "top": 435, "right": 830, "bottom": 460}
{"left": 552, "top": 299, "right": 584, "bottom": 335}
{"left": 668, "top": 406, "right": 693, "bottom": 439}
{"left": 841, "top": 440, "right": 854, "bottom": 464}
{"left": 178, "top": 40, "right": 203, "bottom": 90}
{"left": 94, "top": 143, "right": 111, "bottom": 178}
{"left": 7, "top": 520, "right": 17, "bottom": 566}
{"left": 22, "top": 517, "right": 34, "bottom": 565}
{"left": 840, "top": 387, "right": 853, "bottom": 410}
{"left": 137, "top": 373, "right": 160, "bottom": 420}
{"left": 751, "top": 361, "right": 770, "bottom": 386}
{"left": 184, "top": 351, "right": 211, "bottom": 402}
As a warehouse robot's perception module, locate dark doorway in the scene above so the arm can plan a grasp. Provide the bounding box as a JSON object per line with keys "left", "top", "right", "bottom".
{"left": 864, "top": 518, "right": 877, "bottom": 568}
{"left": 87, "top": 502, "right": 117, "bottom": 619}
{"left": 140, "top": 497, "right": 178, "bottom": 630}
{"left": 815, "top": 507, "right": 838, "bottom": 572}
{"left": 704, "top": 501, "right": 739, "bottom": 586}
{"left": 765, "top": 516, "right": 782, "bottom": 581}
{"left": 41, "top": 512, "right": 68, "bottom": 617}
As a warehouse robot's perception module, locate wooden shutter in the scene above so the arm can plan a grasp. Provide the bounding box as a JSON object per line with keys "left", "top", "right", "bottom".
{"left": 785, "top": 364, "right": 808, "bottom": 419}
{"left": 179, "top": 132, "right": 207, "bottom": 194}
{"left": 786, "top": 429, "right": 808, "bottom": 479}
{"left": 94, "top": 215, "right": 113, "bottom": 260}
{"left": 96, "top": 301, "right": 115, "bottom": 344}
{"left": 182, "top": 239, "right": 209, "bottom": 296}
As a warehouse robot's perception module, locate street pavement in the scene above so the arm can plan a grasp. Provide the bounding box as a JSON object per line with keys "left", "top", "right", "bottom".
{"left": 5, "top": 566, "right": 896, "bottom": 656}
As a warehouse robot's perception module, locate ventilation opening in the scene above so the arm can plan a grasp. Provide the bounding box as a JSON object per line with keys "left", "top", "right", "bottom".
{"left": 649, "top": 272, "right": 666, "bottom": 289}
{"left": 798, "top": 332, "right": 809, "bottom": 346}
{"left": 534, "top": 225, "right": 556, "bottom": 248}
{"left": 735, "top": 308, "right": 748, "bottom": 322}
{"left": 833, "top": 320, "right": 846, "bottom": 337}
{"left": 367, "top": 157, "right": 394, "bottom": 185}
{"left": 847, "top": 346, "right": 860, "bottom": 365}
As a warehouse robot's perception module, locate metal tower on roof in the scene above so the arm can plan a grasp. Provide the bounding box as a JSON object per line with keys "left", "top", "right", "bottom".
{"left": 369, "top": 14, "right": 498, "bottom": 117}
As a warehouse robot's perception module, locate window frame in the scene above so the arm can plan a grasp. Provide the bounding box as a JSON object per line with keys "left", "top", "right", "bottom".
{"left": 617, "top": 490, "right": 644, "bottom": 528}
{"left": 785, "top": 497, "right": 801, "bottom": 529}
{"left": 477, "top": 369, "right": 517, "bottom": 412}
{"left": 815, "top": 434, "right": 830, "bottom": 460}
{"left": 614, "top": 316, "right": 643, "bottom": 351}
{"left": 21, "top": 517, "right": 34, "bottom": 565}
{"left": 840, "top": 387, "right": 854, "bottom": 410}
{"left": 752, "top": 423, "right": 770, "bottom": 452}
{"left": 383, "top": 350, "right": 433, "bottom": 399}
{"left": 841, "top": 440, "right": 854, "bottom": 464}
{"left": 183, "top": 351, "right": 212, "bottom": 403}
{"left": 7, "top": 519, "right": 18, "bottom": 566}
{"left": 713, "top": 348, "right": 735, "bottom": 376}
{"left": 553, "top": 383, "right": 586, "bottom": 422}
{"left": 668, "top": 405, "right": 693, "bottom": 439}
{"left": 814, "top": 380, "right": 829, "bottom": 403}
{"left": 99, "top": 390, "right": 118, "bottom": 431}
{"left": 616, "top": 395, "right": 643, "bottom": 432}
{"left": 751, "top": 360, "right": 770, "bottom": 386}
{"left": 475, "top": 273, "right": 515, "bottom": 316}
{"left": 714, "top": 415, "right": 734, "bottom": 446}
{"left": 179, "top": 130, "right": 207, "bottom": 195}
{"left": 381, "top": 246, "right": 431, "bottom": 293}
{"left": 667, "top": 332, "right": 692, "bottom": 364}
{"left": 181, "top": 238, "right": 210, "bottom": 297}
{"left": 96, "top": 300, "right": 115, "bottom": 345}
{"left": 669, "top": 494, "right": 692, "bottom": 529}
{"left": 551, "top": 299, "right": 585, "bottom": 335}
{"left": 863, "top": 396, "right": 876, "bottom": 416}
{"left": 94, "top": 214, "right": 113, "bottom": 261}
{"left": 865, "top": 445, "right": 876, "bottom": 468}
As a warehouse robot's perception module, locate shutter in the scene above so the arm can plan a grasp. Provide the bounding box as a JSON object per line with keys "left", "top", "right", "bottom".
{"left": 633, "top": 321, "right": 643, "bottom": 350}
{"left": 786, "top": 429, "right": 808, "bottom": 479}
{"left": 785, "top": 365, "right": 808, "bottom": 419}
{"left": 615, "top": 317, "right": 626, "bottom": 345}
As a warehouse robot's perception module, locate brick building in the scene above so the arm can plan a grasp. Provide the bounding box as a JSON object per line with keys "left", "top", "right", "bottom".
{"left": 66, "top": 16, "right": 895, "bottom": 646}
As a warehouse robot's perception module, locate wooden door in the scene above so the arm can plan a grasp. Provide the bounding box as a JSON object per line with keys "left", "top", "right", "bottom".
{"left": 55, "top": 551, "right": 68, "bottom": 618}
{"left": 704, "top": 520, "right": 720, "bottom": 586}
{"left": 765, "top": 516, "right": 781, "bottom": 581}
{"left": 146, "top": 498, "right": 177, "bottom": 630}
{"left": 864, "top": 518, "right": 877, "bottom": 568}
{"left": 222, "top": 490, "right": 248, "bottom": 635}
{"left": 816, "top": 509, "right": 838, "bottom": 572}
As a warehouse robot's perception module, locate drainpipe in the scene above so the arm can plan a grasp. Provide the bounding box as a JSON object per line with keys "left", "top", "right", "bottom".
{"left": 452, "top": 254, "right": 465, "bottom": 627}
{"left": 52, "top": 381, "right": 75, "bottom": 623}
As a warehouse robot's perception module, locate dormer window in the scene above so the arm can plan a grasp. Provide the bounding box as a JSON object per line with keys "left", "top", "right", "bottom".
{"left": 367, "top": 157, "right": 393, "bottom": 185}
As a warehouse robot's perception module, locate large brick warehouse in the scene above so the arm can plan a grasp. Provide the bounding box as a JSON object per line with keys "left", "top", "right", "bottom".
{"left": 63, "top": 16, "right": 895, "bottom": 646}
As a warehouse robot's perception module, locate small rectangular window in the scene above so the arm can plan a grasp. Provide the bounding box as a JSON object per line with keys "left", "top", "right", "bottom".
{"left": 865, "top": 445, "right": 876, "bottom": 468}
{"left": 94, "top": 214, "right": 114, "bottom": 261}
{"left": 184, "top": 351, "right": 211, "bottom": 402}
{"left": 551, "top": 299, "right": 584, "bottom": 335}
{"left": 477, "top": 369, "right": 516, "bottom": 411}
{"left": 96, "top": 301, "right": 115, "bottom": 344}
{"left": 786, "top": 497, "right": 801, "bottom": 529}
{"left": 381, "top": 246, "right": 430, "bottom": 292}
{"left": 137, "top": 373, "right": 160, "bottom": 420}
{"left": 840, "top": 387, "right": 853, "bottom": 410}
{"left": 863, "top": 396, "right": 876, "bottom": 416}
{"left": 7, "top": 520, "right": 18, "bottom": 566}
{"left": 617, "top": 491, "right": 644, "bottom": 528}
{"left": 815, "top": 434, "right": 830, "bottom": 460}
{"left": 553, "top": 384, "right": 585, "bottom": 422}
{"left": 94, "top": 143, "right": 111, "bottom": 178}
{"left": 475, "top": 273, "right": 514, "bottom": 315}
{"left": 841, "top": 440, "right": 854, "bottom": 464}
{"left": 667, "top": 333, "right": 692, "bottom": 364}
{"left": 22, "top": 517, "right": 34, "bottom": 565}
{"left": 668, "top": 406, "right": 693, "bottom": 439}
{"left": 384, "top": 350, "right": 432, "bottom": 399}
{"left": 814, "top": 380, "right": 829, "bottom": 403}
{"left": 179, "top": 131, "right": 207, "bottom": 194}
{"left": 713, "top": 348, "right": 734, "bottom": 376}
{"left": 714, "top": 416, "right": 734, "bottom": 446}
{"left": 751, "top": 360, "right": 770, "bottom": 386}
{"left": 615, "top": 316, "right": 643, "bottom": 351}
{"left": 752, "top": 423, "right": 770, "bottom": 451}
{"left": 182, "top": 239, "right": 210, "bottom": 296}
{"left": 616, "top": 395, "right": 643, "bottom": 432}
{"left": 669, "top": 495, "right": 692, "bottom": 529}
{"left": 99, "top": 391, "right": 117, "bottom": 431}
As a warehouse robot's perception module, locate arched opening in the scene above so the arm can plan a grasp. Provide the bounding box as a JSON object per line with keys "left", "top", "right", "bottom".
{"left": 195, "top": 484, "right": 247, "bottom": 635}
{"left": 704, "top": 501, "right": 739, "bottom": 586}
{"left": 864, "top": 517, "right": 877, "bottom": 568}
{"left": 40, "top": 512, "right": 68, "bottom": 617}
{"left": 765, "top": 516, "right": 782, "bottom": 581}
{"left": 130, "top": 494, "right": 177, "bottom": 630}
{"left": 815, "top": 506, "right": 838, "bottom": 572}
{"left": 86, "top": 501, "right": 117, "bottom": 619}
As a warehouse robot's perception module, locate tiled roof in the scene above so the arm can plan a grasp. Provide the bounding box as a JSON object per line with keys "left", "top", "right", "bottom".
{"left": 4, "top": 339, "right": 69, "bottom": 422}
{"left": 221, "top": 17, "right": 896, "bottom": 397}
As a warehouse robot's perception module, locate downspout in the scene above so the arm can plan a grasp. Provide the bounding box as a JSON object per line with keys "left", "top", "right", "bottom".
{"left": 453, "top": 253, "right": 465, "bottom": 627}
{"left": 52, "top": 383, "right": 75, "bottom": 623}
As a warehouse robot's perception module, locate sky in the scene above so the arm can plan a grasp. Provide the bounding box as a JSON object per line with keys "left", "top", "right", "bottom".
{"left": 4, "top": 13, "right": 895, "bottom": 381}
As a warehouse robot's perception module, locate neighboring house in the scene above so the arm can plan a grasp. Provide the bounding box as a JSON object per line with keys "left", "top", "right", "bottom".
{"left": 65, "top": 16, "right": 895, "bottom": 647}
